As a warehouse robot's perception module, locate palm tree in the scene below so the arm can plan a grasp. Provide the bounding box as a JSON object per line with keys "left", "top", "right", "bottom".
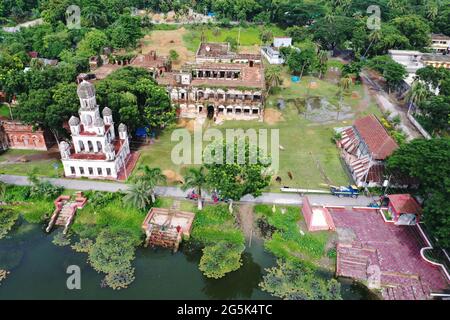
{"left": 123, "top": 180, "right": 153, "bottom": 211}
{"left": 363, "top": 29, "right": 382, "bottom": 58}
{"left": 265, "top": 66, "right": 283, "bottom": 93}
{"left": 317, "top": 50, "right": 328, "bottom": 79}
{"left": 134, "top": 166, "right": 167, "bottom": 203}
{"left": 426, "top": 1, "right": 439, "bottom": 20}
{"left": 182, "top": 167, "right": 207, "bottom": 210}
{"left": 406, "top": 80, "right": 430, "bottom": 113}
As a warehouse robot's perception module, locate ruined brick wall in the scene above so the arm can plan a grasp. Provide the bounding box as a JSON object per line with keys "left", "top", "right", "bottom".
{"left": 2, "top": 121, "right": 52, "bottom": 151}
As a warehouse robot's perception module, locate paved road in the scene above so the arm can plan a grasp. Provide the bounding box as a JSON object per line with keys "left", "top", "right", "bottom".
{"left": 0, "top": 174, "right": 375, "bottom": 207}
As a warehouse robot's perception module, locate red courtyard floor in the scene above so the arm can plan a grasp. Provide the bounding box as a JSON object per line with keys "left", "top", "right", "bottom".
{"left": 329, "top": 208, "right": 448, "bottom": 300}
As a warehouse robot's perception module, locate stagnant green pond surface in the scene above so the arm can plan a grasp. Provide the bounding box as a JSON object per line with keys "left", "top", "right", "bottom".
{"left": 0, "top": 221, "right": 377, "bottom": 299}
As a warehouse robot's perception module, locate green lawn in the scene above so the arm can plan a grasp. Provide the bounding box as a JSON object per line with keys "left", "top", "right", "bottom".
{"left": 182, "top": 25, "right": 286, "bottom": 52}
{"left": 135, "top": 72, "right": 371, "bottom": 191}
{"left": 254, "top": 204, "right": 331, "bottom": 268}
{"left": 0, "top": 149, "right": 63, "bottom": 177}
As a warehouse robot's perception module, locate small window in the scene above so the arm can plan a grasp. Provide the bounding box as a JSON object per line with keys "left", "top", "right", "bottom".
{"left": 106, "top": 168, "right": 111, "bottom": 176}
{"left": 79, "top": 167, "right": 85, "bottom": 175}
{"left": 97, "top": 168, "right": 102, "bottom": 175}
{"left": 88, "top": 167, "right": 93, "bottom": 175}
{"left": 70, "top": 167, "right": 75, "bottom": 175}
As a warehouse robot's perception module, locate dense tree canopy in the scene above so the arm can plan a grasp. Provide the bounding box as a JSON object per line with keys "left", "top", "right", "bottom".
{"left": 387, "top": 138, "right": 450, "bottom": 248}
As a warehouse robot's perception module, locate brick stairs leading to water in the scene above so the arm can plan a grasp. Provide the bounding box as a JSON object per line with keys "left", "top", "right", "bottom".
{"left": 336, "top": 242, "right": 380, "bottom": 282}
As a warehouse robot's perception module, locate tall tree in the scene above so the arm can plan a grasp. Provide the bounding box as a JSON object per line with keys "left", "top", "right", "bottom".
{"left": 182, "top": 166, "right": 207, "bottom": 210}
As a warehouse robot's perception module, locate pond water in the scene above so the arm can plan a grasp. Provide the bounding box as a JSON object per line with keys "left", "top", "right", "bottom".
{"left": 0, "top": 220, "right": 377, "bottom": 300}
{"left": 305, "top": 97, "right": 354, "bottom": 123}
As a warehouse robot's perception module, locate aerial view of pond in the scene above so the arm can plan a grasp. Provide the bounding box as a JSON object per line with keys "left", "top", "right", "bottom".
{"left": 0, "top": 220, "right": 376, "bottom": 300}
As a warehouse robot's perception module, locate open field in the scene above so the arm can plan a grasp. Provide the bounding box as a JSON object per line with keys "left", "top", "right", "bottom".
{"left": 0, "top": 149, "right": 63, "bottom": 177}
{"left": 140, "top": 27, "right": 195, "bottom": 68}
{"left": 182, "top": 25, "right": 286, "bottom": 52}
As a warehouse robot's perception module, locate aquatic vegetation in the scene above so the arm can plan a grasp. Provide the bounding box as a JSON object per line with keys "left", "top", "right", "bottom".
{"left": 71, "top": 238, "right": 93, "bottom": 253}
{"left": 52, "top": 232, "right": 71, "bottom": 247}
{"left": 191, "top": 205, "right": 246, "bottom": 278}
{"left": 260, "top": 259, "right": 342, "bottom": 300}
{"left": 89, "top": 229, "right": 137, "bottom": 289}
{"left": 0, "top": 247, "right": 23, "bottom": 270}
{"left": 103, "top": 267, "right": 136, "bottom": 290}
{"left": 199, "top": 241, "right": 245, "bottom": 279}
{"left": 0, "top": 269, "right": 10, "bottom": 286}
{"left": 0, "top": 209, "right": 19, "bottom": 239}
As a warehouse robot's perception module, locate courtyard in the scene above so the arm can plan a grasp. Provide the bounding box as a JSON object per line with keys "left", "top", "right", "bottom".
{"left": 329, "top": 207, "right": 448, "bottom": 299}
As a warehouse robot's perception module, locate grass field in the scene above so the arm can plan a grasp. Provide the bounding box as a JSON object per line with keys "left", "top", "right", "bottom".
{"left": 182, "top": 25, "right": 286, "bottom": 52}
{"left": 134, "top": 65, "right": 381, "bottom": 191}
{"left": 0, "top": 149, "right": 63, "bottom": 177}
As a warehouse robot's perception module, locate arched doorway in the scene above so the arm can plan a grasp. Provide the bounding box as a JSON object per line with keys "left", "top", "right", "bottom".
{"left": 207, "top": 105, "right": 215, "bottom": 119}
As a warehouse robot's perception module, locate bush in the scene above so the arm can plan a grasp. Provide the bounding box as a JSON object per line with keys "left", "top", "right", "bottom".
{"left": 199, "top": 241, "right": 245, "bottom": 279}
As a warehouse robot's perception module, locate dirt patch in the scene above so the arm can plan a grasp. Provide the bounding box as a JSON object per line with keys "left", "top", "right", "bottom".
{"left": 140, "top": 28, "right": 195, "bottom": 68}
{"left": 163, "top": 170, "right": 184, "bottom": 183}
{"left": 237, "top": 204, "right": 256, "bottom": 239}
{"left": 264, "top": 108, "right": 283, "bottom": 125}
{"left": 238, "top": 45, "right": 260, "bottom": 54}
{"left": 177, "top": 118, "right": 197, "bottom": 133}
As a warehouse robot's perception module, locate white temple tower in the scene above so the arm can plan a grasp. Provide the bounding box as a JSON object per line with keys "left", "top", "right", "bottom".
{"left": 59, "top": 80, "right": 131, "bottom": 179}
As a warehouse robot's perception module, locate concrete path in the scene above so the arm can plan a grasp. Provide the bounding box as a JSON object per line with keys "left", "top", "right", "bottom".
{"left": 0, "top": 174, "right": 375, "bottom": 207}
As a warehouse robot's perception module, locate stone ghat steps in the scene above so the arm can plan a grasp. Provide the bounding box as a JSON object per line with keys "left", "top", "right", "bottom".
{"left": 381, "top": 273, "right": 430, "bottom": 300}
{"left": 337, "top": 242, "right": 380, "bottom": 281}
{"left": 382, "top": 281, "right": 429, "bottom": 300}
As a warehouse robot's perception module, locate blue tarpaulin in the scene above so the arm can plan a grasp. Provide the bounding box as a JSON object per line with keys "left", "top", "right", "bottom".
{"left": 291, "top": 76, "right": 300, "bottom": 83}
{"left": 135, "top": 127, "right": 149, "bottom": 138}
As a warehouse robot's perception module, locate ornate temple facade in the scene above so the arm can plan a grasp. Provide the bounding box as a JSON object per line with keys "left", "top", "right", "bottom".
{"left": 157, "top": 42, "right": 265, "bottom": 121}
{"left": 59, "top": 81, "right": 131, "bottom": 179}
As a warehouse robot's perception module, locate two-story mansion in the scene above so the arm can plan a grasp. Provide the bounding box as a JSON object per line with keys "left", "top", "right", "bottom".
{"left": 157, "top": 43, "right": 265, "bottom": 121}
{"left": 59, "top": 80, "right": 131, "bottom": 180}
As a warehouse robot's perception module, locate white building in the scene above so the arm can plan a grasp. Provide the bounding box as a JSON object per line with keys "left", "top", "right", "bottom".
{"left": 430, "top": 34, "right": 450, "bottom": 54}
{"left": 59, "top": 81, "right": 131, "bottom": 180}
{"left": 261, "top": 37, "right": 292, "bottom": 65}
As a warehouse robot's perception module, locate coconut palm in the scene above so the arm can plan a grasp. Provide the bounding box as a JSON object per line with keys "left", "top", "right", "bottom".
{"left": 134, "top": 166, "right": 167, "bottom": 203}
{"left": 425, "top": 1, "right": 439, "bottom": 20}
{"left": 123, "top": 180, "right": 153, "bottom": 211}
{"left": 182, "top": 166, "right": 207, "bottom": 210}
{"left": 406, "top": 80, "right": 431, "bottom": 113}
{"left": 362, "top": 29, "right": 382, "bottom": 58}
{"left": 265, "top": 65, "right": 283, "bottom": 93}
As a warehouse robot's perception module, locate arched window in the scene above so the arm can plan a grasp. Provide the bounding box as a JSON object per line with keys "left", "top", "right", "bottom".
{"left": 88, "top": 141, "right": 94, "bottom": 152}
{"left": 79, "top": 140, "right": 85, "bottom": 152}
{"left": 97, "top": 141, "right": 102, "bottom": 152}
